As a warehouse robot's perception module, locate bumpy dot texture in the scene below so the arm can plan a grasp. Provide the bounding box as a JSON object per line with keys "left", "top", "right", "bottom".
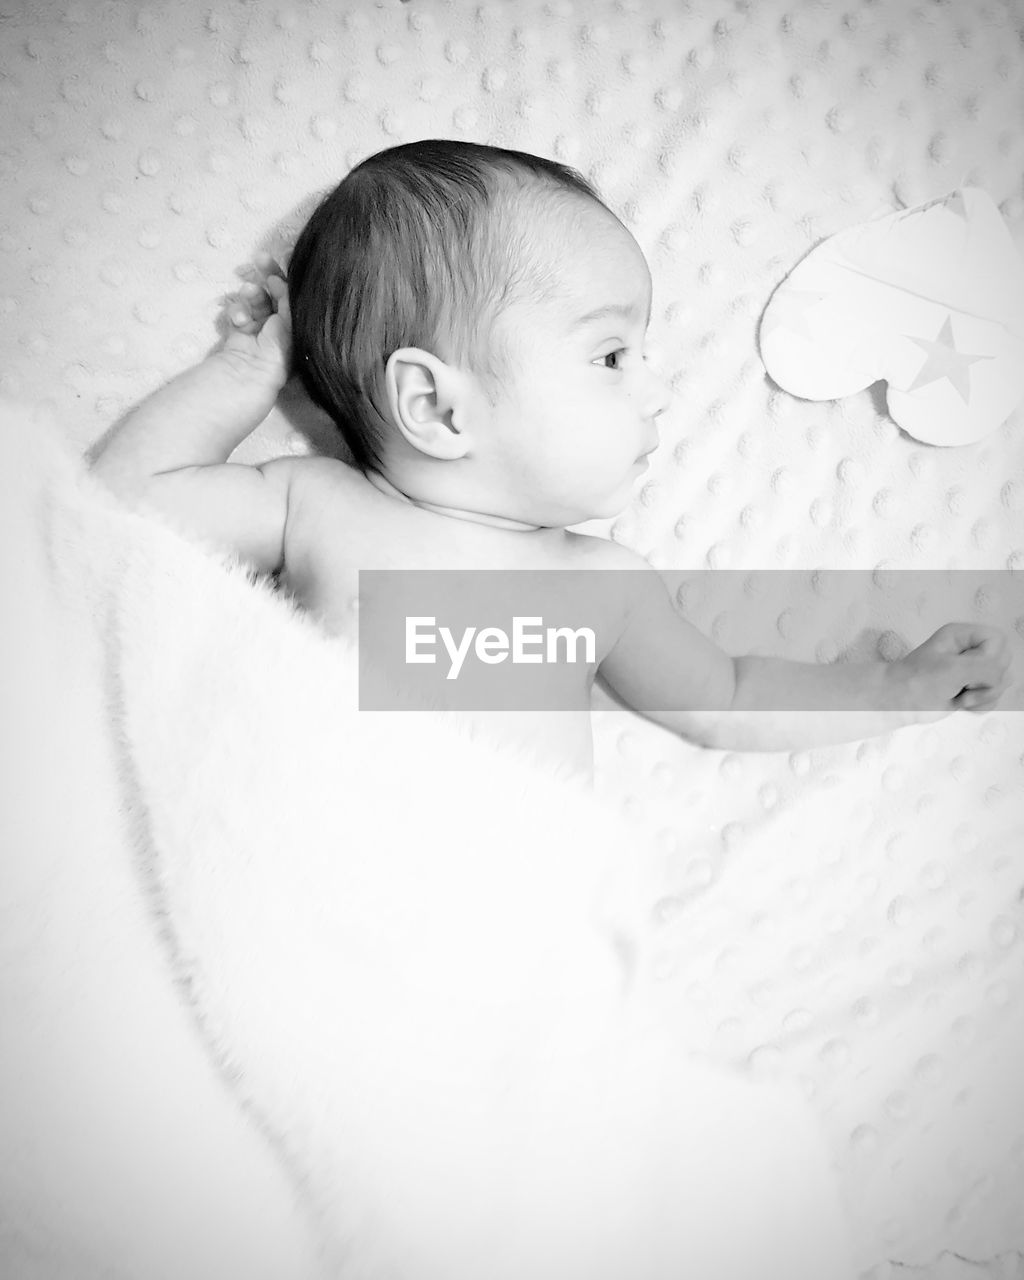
{"left": 2, "top": 1, "right": 1023, "bottom": 1277}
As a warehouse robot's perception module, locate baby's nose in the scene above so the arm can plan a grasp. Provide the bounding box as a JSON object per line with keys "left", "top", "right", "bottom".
{"left": 645, "top": 363, "right": 672, "bottom": 420}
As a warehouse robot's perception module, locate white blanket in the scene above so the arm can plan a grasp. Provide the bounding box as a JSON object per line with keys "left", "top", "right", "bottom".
{"left": 4, "top": 2, "right": 1024, "bottom": 1273}
{"left": 1, "top": 400, "right": 858, "bottom": 1278}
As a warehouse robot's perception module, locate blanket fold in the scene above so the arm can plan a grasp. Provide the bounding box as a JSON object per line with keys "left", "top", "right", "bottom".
{"left": 3, "top": 400, "right": 859, "bottom": 1280}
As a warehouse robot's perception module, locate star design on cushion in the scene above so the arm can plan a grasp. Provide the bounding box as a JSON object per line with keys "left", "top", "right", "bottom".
{"left": 905, "top": 314, "right": 993, "bottom": 404}
{"left": 763, "top": 289, "right": 829, "bottom": 339}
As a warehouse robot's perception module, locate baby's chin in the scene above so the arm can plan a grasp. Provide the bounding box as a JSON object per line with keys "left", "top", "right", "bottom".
{"left": 581, "top": 477, "right": 648, "bottom": 522}
{"left": 557, "top": 498, "right": 632, "bottom": 527}
{"left": 517, "top": 471, "right": 644, "bottom": 526}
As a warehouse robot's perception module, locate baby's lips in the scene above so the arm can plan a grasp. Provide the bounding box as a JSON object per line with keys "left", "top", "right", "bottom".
{"left": 758, "top": 187, "right": 1024, "bottom": 445}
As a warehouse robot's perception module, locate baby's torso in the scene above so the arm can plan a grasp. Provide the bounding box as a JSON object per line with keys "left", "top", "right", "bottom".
{"left": 278, "top": 458, "right": 628, "bottom": 782}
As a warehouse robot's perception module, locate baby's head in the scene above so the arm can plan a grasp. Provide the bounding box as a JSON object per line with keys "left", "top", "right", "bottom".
{"left": 289, "top": 139, "right": 670, "bottom": 527}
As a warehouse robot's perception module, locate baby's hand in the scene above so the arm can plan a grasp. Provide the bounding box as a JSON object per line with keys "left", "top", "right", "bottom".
{"left": 888, "top": 623, "right": 1013, "bottom": 714}
{"left": 220, "top": 253, "right": 292, "bottom": 391}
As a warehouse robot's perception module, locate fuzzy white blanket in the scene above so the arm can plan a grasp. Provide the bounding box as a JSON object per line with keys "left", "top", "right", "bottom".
{"left": 1, "top": 400, "right": 857, "bottom": 1279}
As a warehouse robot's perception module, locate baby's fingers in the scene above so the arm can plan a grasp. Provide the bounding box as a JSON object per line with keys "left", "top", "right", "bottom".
{"left": 226, "top": 294, "right": 263, "bottom": 333}
{"left": 928, "top": 622, "right": 1006, "bottom": 656}
{"left": 958, "top": 646, "right": 1010, "bottom": 690}
{"left": 254, "top": 251, "right": 286, "bottom": 280}
{"left": 265, "top": 273, "right": 291, "bottom": 327}
{"left": 956, "top": 686, "right": 1003, "bottom": 713}
{"left": 954, "top": 660, "right": 1013, "bottom": 710}
{"left": 229, "top": 277, "right": 287, "bottom": 330}
{"left": 242, "top": 277, "right": 273, "bottom": 303}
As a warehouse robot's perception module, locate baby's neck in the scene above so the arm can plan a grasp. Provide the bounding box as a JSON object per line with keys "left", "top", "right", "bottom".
{"left": 364, "top": 468, "right": 544, "bottom": 532}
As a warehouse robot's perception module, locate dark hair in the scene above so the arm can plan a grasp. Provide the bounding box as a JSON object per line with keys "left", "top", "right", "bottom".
{"left": 287, "top": 139, "right": 604, "bottom": 470}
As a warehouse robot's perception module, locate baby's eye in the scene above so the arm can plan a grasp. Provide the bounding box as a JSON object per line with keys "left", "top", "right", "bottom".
{"left": 597, "top": 349, "right": 626, "bottom": 371}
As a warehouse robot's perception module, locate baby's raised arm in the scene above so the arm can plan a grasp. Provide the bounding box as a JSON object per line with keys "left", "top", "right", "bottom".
{"left": 596, "top": 542, "right": 1013, "bottom": 751}
{"left": 89, "top": 255, "right": 298, "bottom": 574}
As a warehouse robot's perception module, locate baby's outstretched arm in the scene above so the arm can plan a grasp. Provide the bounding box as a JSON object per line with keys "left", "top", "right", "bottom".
{"left": 89, "top": 255, "right": 298, "bottom": 573}
{"left": 597, "top": 548, "right": 1014, "bottom": 751}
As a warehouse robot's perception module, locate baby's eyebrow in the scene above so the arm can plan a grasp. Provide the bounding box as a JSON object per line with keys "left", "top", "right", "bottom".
{"left": 573, "top": 301, "right": 650, "bottom": 328}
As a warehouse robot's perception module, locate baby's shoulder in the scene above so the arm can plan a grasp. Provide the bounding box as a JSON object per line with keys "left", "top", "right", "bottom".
{"left": 286, "top": 454, "right": 399, "bottom": 544}
{"left": 281, "top": 455, "right": 386, "bottom": 585}
{"left": 562, "top": 531, "right": 650, "bottom": 578}
{"left": 554, "top": 532, "right": 656, "bottom": 642}
{"left": 283, "top": 454, "right": 447, "bottom": 572}
{"left": 287, "top": 453, "right": 367, "bottom": 507}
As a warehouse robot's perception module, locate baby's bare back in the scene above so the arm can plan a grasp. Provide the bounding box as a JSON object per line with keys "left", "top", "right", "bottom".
{"left": 279, "top": 458, "right": 625, "bottom": 781}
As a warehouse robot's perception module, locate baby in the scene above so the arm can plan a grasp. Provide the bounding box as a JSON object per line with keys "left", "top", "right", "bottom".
{"left": 90, "top": 139, "right": 1012, "bottom": 781}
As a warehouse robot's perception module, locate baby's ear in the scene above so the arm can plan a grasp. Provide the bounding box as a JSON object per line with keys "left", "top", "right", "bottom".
{"left": 384, "top": 349, "right": 470, "bottom": 461}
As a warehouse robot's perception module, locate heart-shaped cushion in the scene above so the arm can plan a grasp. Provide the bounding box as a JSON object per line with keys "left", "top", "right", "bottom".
{"left": 758, "top": 187, "right": 1024, "bottom": 446}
